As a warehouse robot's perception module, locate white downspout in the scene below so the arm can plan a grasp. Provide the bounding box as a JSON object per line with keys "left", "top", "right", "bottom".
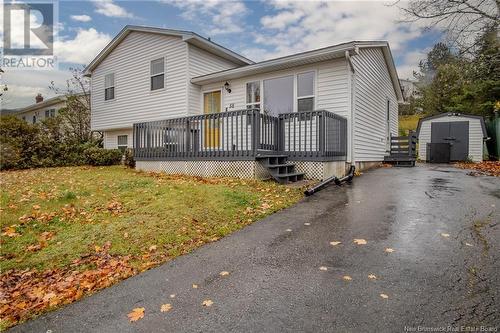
{"left": 345, "top": 50, "right": 356, "bottom": 165}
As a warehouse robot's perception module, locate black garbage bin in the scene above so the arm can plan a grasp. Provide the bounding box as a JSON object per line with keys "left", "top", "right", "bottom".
{"left": 426, "top": 143, "right": 451, "bottom": 163}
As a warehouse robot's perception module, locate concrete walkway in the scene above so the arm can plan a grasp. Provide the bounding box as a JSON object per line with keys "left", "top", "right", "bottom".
{"left": 10, "top": 164, "right": 500, "bottom": 332}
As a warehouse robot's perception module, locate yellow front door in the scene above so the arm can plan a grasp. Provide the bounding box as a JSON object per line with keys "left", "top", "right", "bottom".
{"left": 203, "top": 91, "right": 221, "bottom": 148}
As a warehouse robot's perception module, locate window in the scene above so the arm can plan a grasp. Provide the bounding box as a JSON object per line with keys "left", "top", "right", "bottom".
{"left": 45, "top": 109, "right": 56, "bottom": 118}
{"left": 117, "top": 135, "right": 128, "bottom": 152}
{"left": 150, "top": 57, "right": 164, "bottom": 91}
{"left": 32, "top": 115, "right": 36, "bottom": 124}
{"left": 297, "top": 71, "right": 315, "bottom": 112}
{"left": 104, "top": 73, "right": 115, "bottom": 100}
{"left": 246, "top": 81, "right": 261, "bottom": 109}
{"left": 263, "top": 76, "right": 294, "bottom": 115}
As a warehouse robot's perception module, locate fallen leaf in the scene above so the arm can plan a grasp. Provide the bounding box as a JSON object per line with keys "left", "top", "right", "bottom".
{"left": 94, "top": 245, "right": 101, "bottom": 252}
{"left": 202, "top": 299, "right": 213, "bottom": 307}
{"left": 219, "top": 271, "right": 230, "bottom": 276}
{"left": 304, "top": 223, "right": 311, "bottom": 226}
{"left": 380, "top": 293, "right": 389, "bottom": 299}
{"left": 385, "top": 248, "right": 395, "bottom": 253}
{"left": 343, "top": 275, "right": 352, "bottom": 281}
{"left": 440, "top": 233, "right": 450, "bottom": 238}
{"left": 368, "top": 274, "right": 377, "bottom": 280}
{"left": 169, "top": 294, "right": 176, "bottom": 298}
{"left": 2, "top": 226, "right": 20, "bottom": 237}
{"left": 160, "top": 304, "right": 172, "bottom": 312}
{"left": 465, "top": 242, "right": 473, "bottom": 247}
{"left": 319, "top": 266, "right": 328, "bottom": 271}
{"left": 127, "top": 307, "right": 145, "bottom": 322}
{"left": 192, "top": 284, "right": 198, "bottom": 289}
{"left": 353, "top": 239, "right": 367, "bottom": 245}
{"left": 148, "top": 245, "right": 157, "bottom": 252}
{"left": 123, "top": 232, "right": 129, "bottom": 238}
{"left": 286, "top": 229, "right": 292, "bottom": 232}
{"left": 32, "top": 204, "right": 41, "bottom": 210}
{"left": 330, "top": 241, "right": 342, "bottom": 246}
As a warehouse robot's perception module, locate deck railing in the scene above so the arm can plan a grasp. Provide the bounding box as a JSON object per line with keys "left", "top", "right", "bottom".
{"left": 133, "top": 109, "right": 347, "bottom": 161}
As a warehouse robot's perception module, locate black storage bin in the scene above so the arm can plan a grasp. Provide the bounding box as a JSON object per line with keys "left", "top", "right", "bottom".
{"left": 426, "top": 143, "right": 451, "bottom": 163}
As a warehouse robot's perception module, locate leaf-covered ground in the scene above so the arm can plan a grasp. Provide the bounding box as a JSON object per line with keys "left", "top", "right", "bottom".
{"left": 455, "top": 161, "right": 500, "bottom": 177}
{"left": 0, "top": 166, "right": 303, "bottom": 329}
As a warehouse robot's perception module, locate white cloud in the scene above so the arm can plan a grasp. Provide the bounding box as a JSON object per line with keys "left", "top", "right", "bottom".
{"left": 54, "top": 28, "right": 111, "bottom": 64}
{"left": 70, "top": 14, "right": 92, "bottom": 22}
{"left": 94, "top": 0, "right": 134, "bottom": 18}
{"left": 396, "top": 48, "right": 429, "bottom": 80}
{"left": 168, "top": 0, "right": 248, "bottom": 35}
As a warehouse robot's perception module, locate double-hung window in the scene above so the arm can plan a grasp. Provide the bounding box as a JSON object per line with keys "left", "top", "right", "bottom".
{"left": 296, "top": 71, "right": 315, "bottom": 112}
{"left": 246, "top": 81, "right": 261, "bottom": 109}
{"left": 117, "top": 135, "right": 128, "bottom": 152}
{"left": 45, "top": 109, "right": 56, "bottom": 118}
{"left": 104, "top": 73, "right": 115, "bottom": 101}
{"left": 150, "top": 57, "right": 165, "bottom": 91}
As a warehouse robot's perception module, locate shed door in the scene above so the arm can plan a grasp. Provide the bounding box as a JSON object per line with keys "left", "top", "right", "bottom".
{"left": 431, "top": 121, "right": 469, "bottom": 161}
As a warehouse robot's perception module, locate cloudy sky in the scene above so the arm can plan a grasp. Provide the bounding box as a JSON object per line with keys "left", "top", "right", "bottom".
{"left": 1, "top": 0, "right": 441, "bottom": 108}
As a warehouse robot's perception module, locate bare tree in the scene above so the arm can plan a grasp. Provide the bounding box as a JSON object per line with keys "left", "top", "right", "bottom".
{"left": 398, "top": 0, "right": 499, "bottom": 54}
{"left": 49, "top": 67, "right": 99, "bottom": 143}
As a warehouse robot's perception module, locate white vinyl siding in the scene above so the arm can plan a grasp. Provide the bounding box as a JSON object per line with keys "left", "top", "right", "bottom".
{"left": 91, "top": 32, "right": 189, "bottom": 131}
{"left": 199, "top": 59, "right": 348, "bottom": 116}
{"left": 418, "top": 116, "right": 484, "bottom": 162}
{"left": 352, "top": 47, "right": 398, "bottom": 162}
{"left": 198, "top": 59, "right": 349, "bottom": 154}
{"left": 187, "top": 44, "right": 240, "bottom": 115}
{"left": 103, "top": 129, "right": 134, "bottom": 149}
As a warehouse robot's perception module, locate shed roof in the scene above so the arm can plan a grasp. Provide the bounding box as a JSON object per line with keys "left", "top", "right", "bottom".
{"left": 416, "top": 112, "right": 488, "bottom": 137}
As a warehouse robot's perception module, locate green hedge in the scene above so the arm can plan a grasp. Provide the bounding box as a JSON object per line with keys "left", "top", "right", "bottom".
{"left": 0, "top": 116, "right": 122, "bottom": 170}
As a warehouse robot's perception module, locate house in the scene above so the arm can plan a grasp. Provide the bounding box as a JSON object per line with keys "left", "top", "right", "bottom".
{"left": 416, "top": 113, "right": 487, "bottom": 162}
{"left": 399, "top": 79, "right": 421, "bottom": 103}
{"left": 85, "top": 25, "right": 403, "bottom": 181}
{"left": 9, "top": 94, "right": 65, "bottom": 124}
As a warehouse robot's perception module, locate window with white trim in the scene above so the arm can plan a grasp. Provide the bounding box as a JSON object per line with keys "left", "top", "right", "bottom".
{"left": 104, "top": 73, "right": 115, "bottom": 100}
{"left": 246, "top": 81, "right": 261, "bottom": 109}
{"left": 150, "top": 57, "right": 165, "bottom": 91}
{"left": 45, "top": 109, "right": 56, "bottom": 118}
{"left": 296, "top": 71, "right": 315, "bottom": 112}
{"left": 117, "top": 135, "right": 128, "bottom": 152}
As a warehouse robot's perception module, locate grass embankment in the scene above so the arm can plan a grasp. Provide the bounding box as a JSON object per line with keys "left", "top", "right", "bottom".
{"left": 399, "top": 114, "right": 424, "bottom": 136}
{"left": 0, "top": 166, "right": 303, "bottom": 329}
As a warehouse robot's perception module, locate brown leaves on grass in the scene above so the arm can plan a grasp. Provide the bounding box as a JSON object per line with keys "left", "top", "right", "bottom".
{"left": 128, "top": 307, "right": 145, "bottom": 321}
{"left": 106, "top": 200, "right": 123, "bottom": 215}
{"left": 455, "top": 161, "right": 500, "bottom": 177}
{"left": 0, "top": 253, "right": 136, "bottom": 328}
{"left": 2, "top": 226, "right": 20, "bottom": 238}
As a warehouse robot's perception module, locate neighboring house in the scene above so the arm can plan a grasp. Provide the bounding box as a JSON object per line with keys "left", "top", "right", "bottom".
{"left": 399, "top": 79, "right": 421, "bottom": 103}
{"left": 85, "top": 25, "right": 403, "bottom": 181}
{"left": 10, "top": 94, "right": 65, "bottom": 124}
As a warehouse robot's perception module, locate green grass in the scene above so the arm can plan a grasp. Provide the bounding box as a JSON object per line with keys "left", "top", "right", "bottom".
{"left": 399, "top": 114, "right": 425, "bottom": 136}
{"left": 0, "top": 166, "right": 303, "bottom": 272}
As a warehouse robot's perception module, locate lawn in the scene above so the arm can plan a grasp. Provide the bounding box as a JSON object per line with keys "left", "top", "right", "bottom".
{"left": 0, "top": 166, "right": 303, "bottom": 329}
{"left": 399, "top": 114, "right": 424, "bottom": 136}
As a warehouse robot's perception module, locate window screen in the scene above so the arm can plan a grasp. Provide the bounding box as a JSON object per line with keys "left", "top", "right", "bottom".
{"left": 104, "top": 73, "right": 115, "bottom": 100}
{"left": 263, "top": 76, "right": 294, "bottom": 115}
{"left": 150, "top": 58, "right": 165, "bottom": 91}
{"left": 246, "top": 81, "right": 260, "bottom": 109}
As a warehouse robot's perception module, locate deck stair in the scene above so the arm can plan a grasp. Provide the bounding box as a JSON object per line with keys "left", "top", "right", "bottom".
{"left": 384, "top": 131, "right": 417, "bottom": 167}
{"left": 256, "top": 155, "right": 305, "bottom": 184}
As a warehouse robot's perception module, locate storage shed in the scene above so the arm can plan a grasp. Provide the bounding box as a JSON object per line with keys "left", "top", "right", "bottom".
{"left": 416, "top": 113, "right": 487, "bottom": 163}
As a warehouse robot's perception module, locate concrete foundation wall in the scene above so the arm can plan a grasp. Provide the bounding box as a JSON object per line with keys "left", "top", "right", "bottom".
{"left": 354, "top": 161, "right": 381, "bottom": 172}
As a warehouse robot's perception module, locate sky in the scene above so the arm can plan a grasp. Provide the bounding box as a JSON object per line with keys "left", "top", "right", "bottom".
{"left": 1, "top": 0, "right": 442, "bottom": 109}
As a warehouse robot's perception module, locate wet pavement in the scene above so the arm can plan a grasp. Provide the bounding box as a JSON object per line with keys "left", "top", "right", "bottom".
{"left": 10, "top": 164, "right": 500, "bottom": 332}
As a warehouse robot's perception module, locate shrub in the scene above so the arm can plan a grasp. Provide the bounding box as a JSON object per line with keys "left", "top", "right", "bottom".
{"left": 83, "top": 147, "right": 122, "bottom": 166}
{"left": 123, "top": 148, "right": 135, "bottom": 168}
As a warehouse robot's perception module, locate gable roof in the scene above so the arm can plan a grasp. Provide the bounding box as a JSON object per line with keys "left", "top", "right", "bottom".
{"left": 416, "top": 112, "right": 488, "bottom": 137}
{"left": 83, "top": 25, "right": 254, "bottom": 75}
{"left": 191, "top": 40, "right": 403, "bottom": 101}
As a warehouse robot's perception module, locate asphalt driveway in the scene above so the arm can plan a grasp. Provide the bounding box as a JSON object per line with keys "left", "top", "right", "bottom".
{"left": 10, "top": 164, "right": 500, "bottom": 332}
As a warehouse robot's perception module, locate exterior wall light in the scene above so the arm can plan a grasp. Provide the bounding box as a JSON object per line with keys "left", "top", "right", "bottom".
{"left": 224, "top": 81, "right": 231, "bottom": 93}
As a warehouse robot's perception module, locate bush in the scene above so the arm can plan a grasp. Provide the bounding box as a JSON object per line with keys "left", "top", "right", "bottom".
{"left": 123, "top": 148, "right": 135, "bottom": 168}
{"left": 83, "top": 147, "right": 122, "bottom": 166}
